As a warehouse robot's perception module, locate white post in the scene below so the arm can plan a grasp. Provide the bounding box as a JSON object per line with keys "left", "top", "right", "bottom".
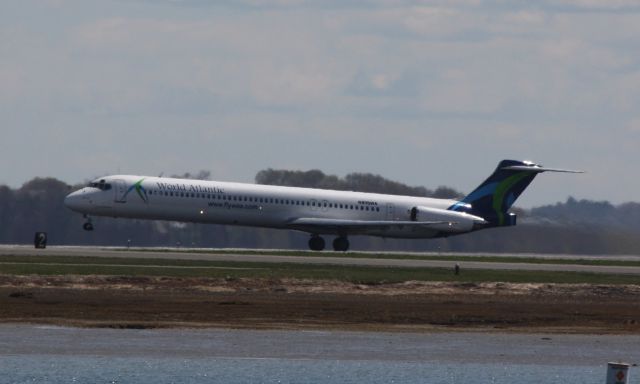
{"left": 606, "top": 362, "right": 630, "bottom": 384}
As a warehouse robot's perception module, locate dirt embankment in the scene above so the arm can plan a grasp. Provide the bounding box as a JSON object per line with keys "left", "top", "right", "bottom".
{"left": 1, "top": 275, "right": 639, "bottom": 333}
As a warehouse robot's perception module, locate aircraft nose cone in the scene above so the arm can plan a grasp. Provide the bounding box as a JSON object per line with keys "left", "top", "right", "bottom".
{"left": 64, "top": 190, "right": 84, "bottom": 212}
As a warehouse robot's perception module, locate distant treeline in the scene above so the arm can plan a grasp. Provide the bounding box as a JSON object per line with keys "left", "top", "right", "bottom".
{"left": 255, "top": 169, "right": 462, "bottom": 199}
{"left": 1, "top": 170, "right": 639, "bottom": 254}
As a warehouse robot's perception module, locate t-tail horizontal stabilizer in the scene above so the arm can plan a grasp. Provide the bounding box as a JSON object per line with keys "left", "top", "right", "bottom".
{"left": 501, "top": 163, "right": 584, "bottom": 173}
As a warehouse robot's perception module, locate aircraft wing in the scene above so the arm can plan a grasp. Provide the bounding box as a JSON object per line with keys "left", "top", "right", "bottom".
{"left": 285, "top": 217, "right": 453, "bottom": 235}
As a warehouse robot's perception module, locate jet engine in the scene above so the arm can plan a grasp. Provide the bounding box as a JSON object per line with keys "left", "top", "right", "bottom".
{"left": 410, "top": 206, "right": 487, "bottom": 232}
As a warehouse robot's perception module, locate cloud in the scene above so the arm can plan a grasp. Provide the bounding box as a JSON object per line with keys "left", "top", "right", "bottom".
{"left": 627, "top": 118, "right": 640, "bottom": 133}
{"left": 1, "top": 1, "right": 640, "bottom": 205}
{"left": 543, "top": 0, "right": 640, "bottom": 12}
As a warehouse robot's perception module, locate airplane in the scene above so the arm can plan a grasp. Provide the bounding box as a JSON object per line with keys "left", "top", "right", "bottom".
{"left": 64, "top": 160, "right": 581, "bottom": 251}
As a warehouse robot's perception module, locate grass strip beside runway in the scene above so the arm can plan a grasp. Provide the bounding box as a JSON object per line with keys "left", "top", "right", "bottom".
{"left": 118, "top": 249, "right": 640, "bottom": 267}
{"left": 0, "top": 255, "right": 638, "bottom": 285}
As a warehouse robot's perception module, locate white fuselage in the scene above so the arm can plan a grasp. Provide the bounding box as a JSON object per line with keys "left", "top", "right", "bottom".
{"left": 64, "top": 175, "right": 476, "bottom": 239}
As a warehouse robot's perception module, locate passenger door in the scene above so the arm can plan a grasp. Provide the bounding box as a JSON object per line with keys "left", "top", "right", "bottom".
{"left": 114, "top": 180, "right": 127, "bottom": 203}
{"left": 386, "top": 203, "right": 395, "bottom": 220}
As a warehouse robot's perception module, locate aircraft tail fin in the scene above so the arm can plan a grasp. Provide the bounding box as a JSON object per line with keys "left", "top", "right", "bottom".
{"left": 448, "top": 160, "right": 582, "bottom": 227}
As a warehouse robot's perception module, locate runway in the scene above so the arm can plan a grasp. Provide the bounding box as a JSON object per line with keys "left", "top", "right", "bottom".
{"left": 1, "top": 245, "right": 640, "bottom": 275}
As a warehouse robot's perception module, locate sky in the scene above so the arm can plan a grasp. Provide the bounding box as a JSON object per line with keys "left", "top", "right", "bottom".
{"left": 2, "top": 0, "right": 639, "bottom": 207}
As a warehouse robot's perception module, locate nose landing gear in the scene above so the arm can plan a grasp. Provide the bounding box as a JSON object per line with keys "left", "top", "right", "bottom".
{"left": 82, "top": 215, "right": 94, "bottom": 231}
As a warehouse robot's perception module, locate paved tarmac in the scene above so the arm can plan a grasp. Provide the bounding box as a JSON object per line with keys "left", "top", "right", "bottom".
{"left": 1, "top": 245, "right": 640, "bottom": 275}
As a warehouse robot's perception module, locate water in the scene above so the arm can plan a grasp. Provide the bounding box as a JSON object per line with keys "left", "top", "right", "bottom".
{"left": 0, "top": 357, "right": 607, "bottom": 383}
{"left": 0, "top": 325, "right": 637, "bottom": 383}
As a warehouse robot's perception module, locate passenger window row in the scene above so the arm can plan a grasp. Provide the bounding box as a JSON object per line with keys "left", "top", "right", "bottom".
{"left": 145, "top": 190, "right": 381, "bottom": 212}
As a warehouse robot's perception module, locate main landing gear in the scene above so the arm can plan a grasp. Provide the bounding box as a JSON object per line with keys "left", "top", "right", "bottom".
{"left": 308, "top": 235, "right": 350, "bottom": 252}
{"left": 308, "top": 235, "right": 325, "bottom": 251}
{"left": 332, "top": 236, "right": 349, "bottom": 252}
{"left": 82, "top": 215, "right": 94, "bottom": 231}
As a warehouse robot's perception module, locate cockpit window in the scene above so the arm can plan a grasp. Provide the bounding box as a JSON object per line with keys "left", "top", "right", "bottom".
{"left": 88, "top": 180, "right": 112, "bottom": 191}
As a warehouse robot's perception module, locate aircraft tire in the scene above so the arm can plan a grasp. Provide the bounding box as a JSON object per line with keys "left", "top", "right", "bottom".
{"left": 308, "top": 236, "right": 325, "bottom": 251}
{"left": 332, "top": 237, "right": 349, "bottom": 252}
{"left": 83, "top": 222, "right": 94, "bottom": 231}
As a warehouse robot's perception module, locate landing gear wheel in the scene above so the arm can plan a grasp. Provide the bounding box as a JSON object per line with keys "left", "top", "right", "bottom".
{"left": 83, "top": 222, "right": 94, "bottom": 231}
{"left": 332, "top": 237, "right": 349, "bottom": 252}
{"left": 308, "top": 236, "right": 325, "bottom": 251}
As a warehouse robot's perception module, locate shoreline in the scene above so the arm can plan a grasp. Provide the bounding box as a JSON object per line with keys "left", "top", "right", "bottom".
{"left": 2, "top": 275, "right": 639, "bottom": 334}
